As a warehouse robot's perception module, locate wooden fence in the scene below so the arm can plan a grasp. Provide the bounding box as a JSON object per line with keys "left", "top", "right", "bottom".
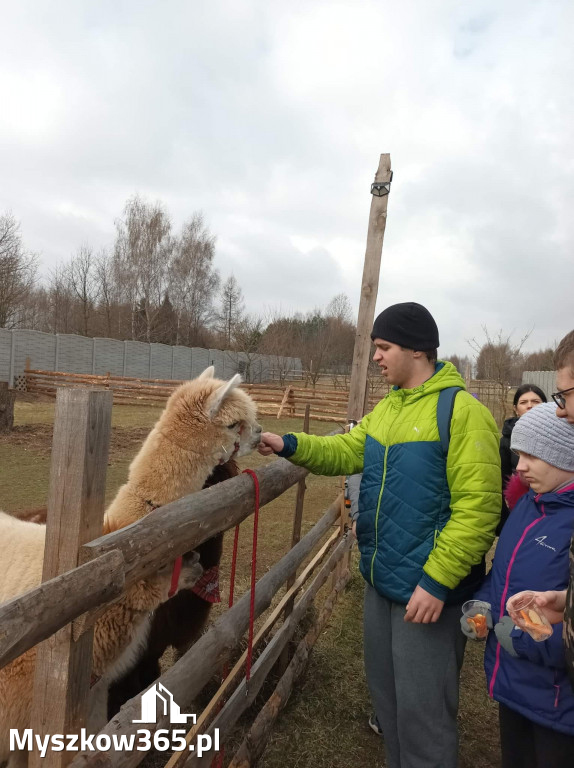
{"left": 24, "top": 367, "right": 514, "bottom": 426}
{"left": 0, "top": 388, "right": 351, "bottom": 768}
{"left": 24, "top": 368, "right": 385, "bottom": 423}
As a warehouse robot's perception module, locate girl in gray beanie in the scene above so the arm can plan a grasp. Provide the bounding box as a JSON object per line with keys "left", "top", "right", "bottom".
{"left": 462, "top": 402, "right": 574, "bottom": 767}
{"left": 511, "top": 402, "right": 574, "bottom": 490}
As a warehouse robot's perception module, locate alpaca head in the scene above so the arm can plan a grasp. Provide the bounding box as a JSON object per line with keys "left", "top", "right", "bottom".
{"left": 157, "top": 366, "right": 262, "bottom": 464}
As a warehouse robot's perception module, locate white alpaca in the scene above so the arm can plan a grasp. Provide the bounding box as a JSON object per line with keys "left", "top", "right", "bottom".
{"left": 0, "top": 368, "right": 261, "bottom": 767}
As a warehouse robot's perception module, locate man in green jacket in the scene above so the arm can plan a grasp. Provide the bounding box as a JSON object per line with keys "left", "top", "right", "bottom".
{"left": 259, "top": 302, "right": 501, "bottom": 768}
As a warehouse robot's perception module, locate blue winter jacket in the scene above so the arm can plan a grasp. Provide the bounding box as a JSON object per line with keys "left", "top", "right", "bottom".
{"left": 283, "top": 362, "right": 501, "bottom": 604}
{"left": 475, "top": 481, "right": 574, "bottom": 735}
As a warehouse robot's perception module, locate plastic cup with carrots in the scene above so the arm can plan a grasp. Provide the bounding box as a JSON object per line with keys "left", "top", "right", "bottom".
{"left": 506, "top": 591, "right": 553, "bottom": 642}
{"left": 462, "top": 600, "right": 491, "bottom": 640}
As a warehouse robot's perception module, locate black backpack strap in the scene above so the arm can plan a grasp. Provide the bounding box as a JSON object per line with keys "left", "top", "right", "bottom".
{"left": 437, "top": 387, "right": 462, "bottom": 456}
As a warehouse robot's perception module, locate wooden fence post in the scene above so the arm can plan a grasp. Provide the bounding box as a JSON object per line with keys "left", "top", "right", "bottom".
{"left": 346, "top": 153, "right": 392, "bottom": 423}
{"left": 0, "top": 381, "right": 16, "bottom": 433}
{"left": 29, "top": 388, "right": 113, "bottom": 768}
{"left": 276, "top": 385, "right": 292, "bottom": 420}
{"left": 279, "top": 404, "right": 311, "bottom": 672}
{"left": 288, "top": 387, "right": 295, "bottom": 417}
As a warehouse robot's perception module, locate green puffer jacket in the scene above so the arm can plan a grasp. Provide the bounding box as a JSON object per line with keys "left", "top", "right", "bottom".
{"left": 286, "top": 362, "right": 502, "bottom": 603}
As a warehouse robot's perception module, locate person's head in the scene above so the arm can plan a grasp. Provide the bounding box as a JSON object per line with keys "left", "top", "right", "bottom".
{"left": 511, "top": 402, "right": 574, "bottom": 493}
{"left": 512, "top": 384, "right": 547, "bottom": 418}
{"left": 371, "top": 302, "right": 439, "bottom": 388}
{"left": 554, "top": 330, "right": 574, "bottom": 424}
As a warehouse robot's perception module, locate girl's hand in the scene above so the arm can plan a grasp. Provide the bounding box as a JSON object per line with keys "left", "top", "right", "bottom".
{"left": 534, "top": 590, "right": 567, "bottom": 625}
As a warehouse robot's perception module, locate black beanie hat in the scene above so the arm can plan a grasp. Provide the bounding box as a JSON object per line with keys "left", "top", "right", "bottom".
{"left": 371, "top": 302, "right": 439, "bottom": 350}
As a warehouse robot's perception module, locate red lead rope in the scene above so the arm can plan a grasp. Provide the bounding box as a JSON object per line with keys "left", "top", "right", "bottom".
{"left": 168, "top": 555, "right": 183, "bottom": 599}
{"left": 227, "top": 526, "right": 240, "bottom": 609}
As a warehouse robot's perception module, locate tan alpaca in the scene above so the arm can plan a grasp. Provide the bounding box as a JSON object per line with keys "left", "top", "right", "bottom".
{"left": 0, "top": 367, "right": 261, "bottom": 767}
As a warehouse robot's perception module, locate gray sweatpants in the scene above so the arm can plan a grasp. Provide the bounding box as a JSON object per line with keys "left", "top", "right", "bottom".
{"left": 364, "top": 584, "right": 466, "bottom": 768}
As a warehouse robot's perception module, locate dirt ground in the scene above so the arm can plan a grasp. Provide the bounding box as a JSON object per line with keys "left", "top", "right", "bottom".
{"left": 0, "top": 395, "right": 502, "bottom": 768}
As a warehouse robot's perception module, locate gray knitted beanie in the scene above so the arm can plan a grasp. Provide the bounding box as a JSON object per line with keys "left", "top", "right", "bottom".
{"left": 511, "top": 402, "right": 574, "bottom": 472}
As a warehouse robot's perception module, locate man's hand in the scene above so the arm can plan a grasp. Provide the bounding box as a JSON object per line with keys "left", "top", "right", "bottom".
{"left": 534, "top": 590, "right": 567, "bottom": 625}
{"left": 351, "top": 520, "right": 357, "bottom": 538}
{"left": 257, "top": 432, "right": 285, "bottom": 456}
{"left": 404, "top": 585, "right": 444, "bottom": 623}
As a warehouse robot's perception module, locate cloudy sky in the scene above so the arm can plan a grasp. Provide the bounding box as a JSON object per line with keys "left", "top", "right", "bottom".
{"left": 1, "top": 0, "right": 573, "bottom": 355}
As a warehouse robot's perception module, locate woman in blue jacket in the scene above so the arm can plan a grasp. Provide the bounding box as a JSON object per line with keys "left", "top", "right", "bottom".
{"left": 462, "top": 403, "right": 574, "bottom": 767}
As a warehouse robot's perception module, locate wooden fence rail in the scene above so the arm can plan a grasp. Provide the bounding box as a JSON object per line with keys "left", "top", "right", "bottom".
{"left": 68, "top": 501, "right": 345, "bottom": 768}
{"left": 185, "top": 536, "right": 353, "bottom": 766}
{"left": 24, "top": 367, "right": 512, "bottom": 424}
{"left": 0, "top": 457, "right": 323, "bottom": 669}
{"left": 0, "top": 550, "right": 124, "bottom": 669}
{"left": 24, "top": 369, "right": 383, "bottom": 423}
{"left": 227, "top": 568, "right": 352, "bottom": 768}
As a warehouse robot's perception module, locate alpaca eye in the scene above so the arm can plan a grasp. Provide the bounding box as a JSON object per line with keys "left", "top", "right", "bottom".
{"left": 228, "top": 422, "right": 239, "bottom": 429}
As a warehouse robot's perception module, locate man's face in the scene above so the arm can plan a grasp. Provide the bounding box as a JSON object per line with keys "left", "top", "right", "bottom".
{"left": 555, "top": 367, "right": 574, "bottom": 424}
{"left": 372, "top": 338, "right": 414, "bottom": 387}
{"left": 515, "top": 452, "right": 573, "bottom": 494}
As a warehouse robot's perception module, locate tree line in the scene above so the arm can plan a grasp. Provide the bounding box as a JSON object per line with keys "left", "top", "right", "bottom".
{"left": 0, "top": 198, "right": 357, "bottom": 379}
{"left": 0, "top": 198, "right": 555, "bottom": 385}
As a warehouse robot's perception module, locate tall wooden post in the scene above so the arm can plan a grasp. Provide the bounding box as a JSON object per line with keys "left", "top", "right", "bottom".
{"left": 346, "top": 153, "right": 392, "bottom": 422}
{"left": 342, "top": 154, "right": 392, "bottom": 573}
{"left": 30, "top": 388, "right": 113, "bottom": 768}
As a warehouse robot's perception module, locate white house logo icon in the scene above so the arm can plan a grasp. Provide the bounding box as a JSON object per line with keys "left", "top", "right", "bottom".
{"left": 133, "top": 683, "right": 196, "bottom": 725}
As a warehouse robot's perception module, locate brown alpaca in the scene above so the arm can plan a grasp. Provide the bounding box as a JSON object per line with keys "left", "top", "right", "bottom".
{"left": 107, "top": 459, "right": 239, "bottom": 719}
{"left": 0, "top": 368, "right": 261, "bottom": 768}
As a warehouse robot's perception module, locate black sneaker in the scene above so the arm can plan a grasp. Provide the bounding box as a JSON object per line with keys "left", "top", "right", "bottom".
{"left": 368, "top": 714, "right": 383, "bottom": 736}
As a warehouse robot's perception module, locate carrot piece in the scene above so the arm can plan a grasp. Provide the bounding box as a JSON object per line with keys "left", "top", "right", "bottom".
{"left": 466, "top": 613, "right": 487, "bottom": 638}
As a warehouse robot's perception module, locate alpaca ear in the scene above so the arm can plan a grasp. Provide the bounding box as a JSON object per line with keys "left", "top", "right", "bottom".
{"left": 198, "top": 366, "right": 215, "bottom": 380}
{"left": 206, "top": 374, "right": 243, "bottom": 418}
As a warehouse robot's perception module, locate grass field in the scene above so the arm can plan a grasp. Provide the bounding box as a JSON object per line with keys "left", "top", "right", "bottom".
{"left": 0, "top": 398, "right": 501, "bottom": 768}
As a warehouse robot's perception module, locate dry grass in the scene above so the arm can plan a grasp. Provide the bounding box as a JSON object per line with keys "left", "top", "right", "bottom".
{"left": 0, "top": 397, "right": 501, "bottom": 768}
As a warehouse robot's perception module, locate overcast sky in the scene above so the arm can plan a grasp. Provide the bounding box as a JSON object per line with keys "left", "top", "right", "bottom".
{"left": 1, "top": 0, "right": 573, "bottom": 355}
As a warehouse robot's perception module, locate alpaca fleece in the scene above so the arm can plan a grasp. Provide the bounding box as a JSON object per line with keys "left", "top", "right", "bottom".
{"left": 0, "top": 368, "right": 261, "bottom": 767}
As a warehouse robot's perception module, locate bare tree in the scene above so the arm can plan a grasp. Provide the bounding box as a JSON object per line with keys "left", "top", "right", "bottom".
{"left": 94, "top": 250, "right": 118, "bottom": 338}
{"left": 68, "top": 245, "right": 100, "bottom": 336}
{"left": 16, "top": 286, "right": 49, "bottom": 331}
{"left": 0, "top": 213, "right": 38, "bottom": 328}
{"left": 258, "top": 311, "right": 301, "bottom": 383}
{"left": 114, "top": 195, "right": 174, "bottom": 342}
{"left": 324, "top": 294, "right": 356, "bottom": 376}
{"left": 325, "top": 293, "right": 354, "bottom": 324}
{"left": 468, "top": 327, "right": 532, "bottom": 421}
{"left": 171, "top": 214, "right": 220, "bottom": 345}
{"left": 523, "top": 347, "right": 556, "bottom": 372}
{"left": 295, "top": 311, "right": 336, "bottom": 387}
{"left": 46, "top": 264, "right": 74, "bottom": 334}
{"left": 258, "top": 296, "right": 356, "bottom": 386}
{"left": 226, "top": 314, "right": 264, "bottom": 381}
{"left": 444, "top": 354, "right": 473, "bottom": 379}
{"left": 218, "top": 275, "right": 245, "bottom": 347}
